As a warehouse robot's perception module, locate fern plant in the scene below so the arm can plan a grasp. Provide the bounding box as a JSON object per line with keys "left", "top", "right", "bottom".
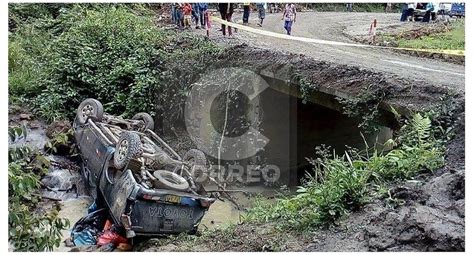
{"left": 411, "top": 113, "right": 432, "bottom": 146}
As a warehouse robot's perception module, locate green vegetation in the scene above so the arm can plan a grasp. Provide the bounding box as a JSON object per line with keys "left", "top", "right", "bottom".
{"left": 244, "top": 113, "right": 444, "bottom": 230}
{"left": 9, "top": 4, "right": 220, "bottom": 122}
{"left": 8, "top": 127, "right": 70, "bottom": 251}
{"left": 379, "top": 19, "right": 466, "bottom": 53}
{"left": 304, "top": 3, "right": 400, "bottom": 13}
{"left": 398, "top": 20, "right": 464, "bottom": 51}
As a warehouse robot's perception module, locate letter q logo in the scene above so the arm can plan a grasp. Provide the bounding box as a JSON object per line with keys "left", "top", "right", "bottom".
{"left": 184, "top": 68, "right": 269, "bottom": 160}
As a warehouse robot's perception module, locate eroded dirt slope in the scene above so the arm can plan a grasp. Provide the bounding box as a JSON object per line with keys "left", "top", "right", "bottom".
{"left": 211, "top": 44, "right": 463, "bottom": 115}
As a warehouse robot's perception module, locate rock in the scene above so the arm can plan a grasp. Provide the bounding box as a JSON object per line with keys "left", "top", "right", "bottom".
{"left": 29, "top": 120, "right": 42, "bottom": 129}
{"left": 69, "top": 245, "right": 99, "bottom": 252}
{"left": 45, "top": 120, "right": 72, "bottom": 139}
{"left": 41, "top": 169, "right": 85, "bottom": 200}
{"left": 42, "top": 170, "right": 76, "bottom": 191}
{"left": 19, "top": 113, "right": 32, "bottom": 120}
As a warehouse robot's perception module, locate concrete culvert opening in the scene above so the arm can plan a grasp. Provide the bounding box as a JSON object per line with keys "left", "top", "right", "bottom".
{"left": 205, "top": 75, "right": 396, "bottom": 187}
{"left": 257, "top": 86, "right": 395, "bottom": 186}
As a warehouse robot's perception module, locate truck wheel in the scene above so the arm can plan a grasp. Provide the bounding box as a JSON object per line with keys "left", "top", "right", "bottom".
{"left": 77, "top": 98, "right": 104, "bottom": 124}
{"left": 183, "top": 149, "right": 208, "bottom": 183}
{"left": 132, "top": 112, "right": 154, "bottom": 130}
{"left": 114, "top": 131, "right": 143, "bottom": 169}
{"left": 431, "top": 13, "right": 437, "bottom": 21}
{"left": 153, "top": 170, "right": 189, "bottom": 191}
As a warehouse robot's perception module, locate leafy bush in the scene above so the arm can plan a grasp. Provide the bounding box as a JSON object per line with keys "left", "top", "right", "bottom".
{"left": 154, "top": 32, "right": 221, "bottom": 127}
{"left": 8, "top": 31, "right": 49, "bottom": 97}
{"left": 8, "top": 3, "right": 67, "bottom": 30}
{"left": 9, "top": 4, "right": 220, "bottom": 123}
{"left": 8, "top": 127, "right": 69, "bottom": 251}
{"left": 33, "top": 6, "right": 162, "bottom": 120}
{"left": 245, "top": 113, "right": 444, "bottom": 230}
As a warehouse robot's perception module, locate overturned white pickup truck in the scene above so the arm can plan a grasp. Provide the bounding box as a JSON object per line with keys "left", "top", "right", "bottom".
{"left": 73, "top": 98, "right": 215, "bottom": 237}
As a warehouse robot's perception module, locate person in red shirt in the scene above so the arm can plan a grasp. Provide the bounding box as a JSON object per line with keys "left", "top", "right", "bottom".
{"left": 183, "top": 3, "right": 193, "bottom": 29}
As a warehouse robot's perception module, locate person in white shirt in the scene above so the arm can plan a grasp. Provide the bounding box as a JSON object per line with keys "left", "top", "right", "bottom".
{"left": 282, "top": 3, "right": 296, "bottom": 35}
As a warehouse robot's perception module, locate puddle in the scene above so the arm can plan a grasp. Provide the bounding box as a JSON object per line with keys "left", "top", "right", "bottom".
{"left": 200, "top": 185, "right": 280, "bottom": 229}
{"left": 201, "top": 200, "right": 243, "bottom": 229}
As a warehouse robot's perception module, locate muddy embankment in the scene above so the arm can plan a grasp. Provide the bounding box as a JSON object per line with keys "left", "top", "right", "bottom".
{"left": 212, "top": 44, "right": 463, "bottom": 112}
{"left": 140, "top": 43, "right": 465, "bottom": 251}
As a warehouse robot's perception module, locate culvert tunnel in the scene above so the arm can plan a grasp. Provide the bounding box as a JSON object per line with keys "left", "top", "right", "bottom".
{"left": 257, "top": 85, "right": 394, "bottom": 186}
{"left": 185, "top": 68, "right": 398, "bottom": 186}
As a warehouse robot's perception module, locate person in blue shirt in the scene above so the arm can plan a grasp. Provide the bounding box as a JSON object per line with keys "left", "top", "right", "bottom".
{"left": 256, "top": 3, "right": 266, "bottom": 27}
{"left": 189, "top": 3, "right": 208, "bottom": 29}
{"left": 191, "top": 3, "right": 201, "bottom": 29}
{"left": 198, "top": 3, "right": 209, "bottom": 28}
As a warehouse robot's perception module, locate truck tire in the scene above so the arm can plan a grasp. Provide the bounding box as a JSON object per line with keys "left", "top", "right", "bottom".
{"left": 132, "top": 112, "right": 154, "bottom": 130}
{"left": 76, "top": 98, "right": 104, "bottom": 124}
{"left": 113, "top": 131, "right": 143, "bottom": 169}
{"left": 183, "top": 149, "right": 208, "bottom": 183}
{"left": 153, "top": 170, "right": 189, "bottom": 191}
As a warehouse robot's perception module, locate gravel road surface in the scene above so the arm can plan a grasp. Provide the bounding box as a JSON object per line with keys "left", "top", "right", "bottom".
{"left": 210, "top": 12, "right": 464, "bottom": 91}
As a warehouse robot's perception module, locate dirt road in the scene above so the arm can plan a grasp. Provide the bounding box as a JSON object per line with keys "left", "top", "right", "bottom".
{"left": 217, "top": 12, "right": 464, "bottom": 91}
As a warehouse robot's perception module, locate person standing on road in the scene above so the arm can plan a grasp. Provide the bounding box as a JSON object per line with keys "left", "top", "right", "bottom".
{"left": 400, "top": 3, "right": 408, "bottom": 21}
{"left": 256, "top": 2, "right": 266, "bottom": 26}
{"left": 282, "top": 3, "right": 296, "bottom": 35}
{"left": 243, "top": 2, "right": 251, "bottom": 25}
{"left": 385, "top": 3, "right": 392, "bottom": 13}
{"left": 176, "top": 3, "right": 184, "bottom": 29}
{"left": 201, "top": 4, "right": 211, "bottom": 37}
{"left": 199, "top": 3, "right": 209, "bottom": 29}
{"left": 171, "top": 3, "right": 176, "bottom": 24}
{"left": 439, "top": 2, "right": 446, "bottom": 20}
{"left": 191, "top": 3, "right": 201, "bottom": 29}
{"left": 346, "top": 3, "right": 353, "bottom": 12}
{"left": 422, "top": 2, "right": 434, "bottom": 22}
{"left": 183, "top": 3, "right": 193, "bottom": 29}
{"left": 407, "top": 3, "right": 415, "bottom": 21}
{"left": 218, "top": 3, "right": 235, "bottom": 36}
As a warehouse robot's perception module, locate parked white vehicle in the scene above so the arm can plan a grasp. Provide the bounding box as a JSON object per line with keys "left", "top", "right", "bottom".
{"left": 413, "top": 2, "right": 440, "bottom": 21}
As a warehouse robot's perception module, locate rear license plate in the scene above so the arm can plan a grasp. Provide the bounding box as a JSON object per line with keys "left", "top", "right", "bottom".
{"left": 164, "top": 195, "right": 181, "bottom": 204}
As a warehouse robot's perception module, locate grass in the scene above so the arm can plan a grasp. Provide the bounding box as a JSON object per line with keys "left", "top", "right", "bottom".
{"left": 398, "top": 20, "right": 465, "bottom": 51}
{"left": 243, "top": 113, "right": 445, "bottom": 231}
